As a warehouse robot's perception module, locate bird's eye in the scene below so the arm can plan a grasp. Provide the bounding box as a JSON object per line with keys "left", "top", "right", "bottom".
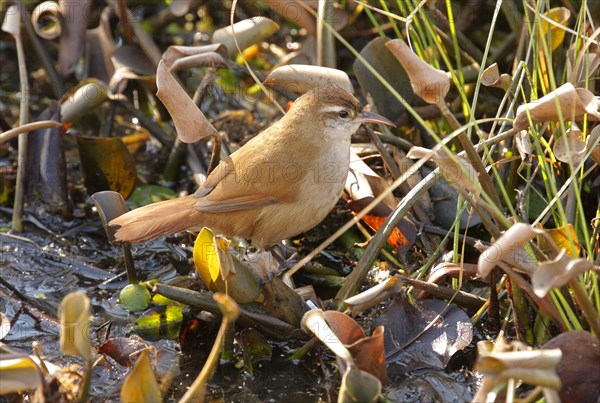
{"left": 338, "top": 110, "right": 349, "bottom": 118}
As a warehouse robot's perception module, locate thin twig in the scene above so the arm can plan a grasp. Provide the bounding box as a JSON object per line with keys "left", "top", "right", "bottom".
{"left": 0, "top": 121, "right": 62, "bottom": 144}
{"left": 398, "top": 274, "right": 487, "bottom": 310}
{"left": 11, "top": 1, "right": 30, "bottom": 233}
{"left": 116, "top": 99, "right": 174, "bottom": 147}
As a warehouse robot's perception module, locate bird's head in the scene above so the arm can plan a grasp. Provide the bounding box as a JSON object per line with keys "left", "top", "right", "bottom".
{"left": 288, "top": 87, "right": 394, "bottom": 139}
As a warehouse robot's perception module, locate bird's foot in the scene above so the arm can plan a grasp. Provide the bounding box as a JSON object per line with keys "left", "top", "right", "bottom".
{"left": 275, "top": 241, "right": 297, "bottom": 257}
{"left": 270, "top": 248, "right": 298, "bottom": 270}
{"left": 279, "top": 252, "right": 298, "bottom": 271}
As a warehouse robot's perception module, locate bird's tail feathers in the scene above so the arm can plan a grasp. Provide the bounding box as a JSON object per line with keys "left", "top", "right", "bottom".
{"left": 109, "top": 195, "right": 198, "bottom": 243}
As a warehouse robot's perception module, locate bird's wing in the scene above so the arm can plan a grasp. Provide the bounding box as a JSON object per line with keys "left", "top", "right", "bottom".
{"left": 193, "top": 141, "right": 300, "bottom": 213}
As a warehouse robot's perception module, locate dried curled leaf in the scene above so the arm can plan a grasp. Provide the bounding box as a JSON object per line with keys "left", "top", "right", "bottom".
{"left": 60, "top": 80, "right": 109, "bottom": 123}
{"left": 385, "top": 39, "right": 450, "bottom": 105}
{"left": 481, "top": 63, "right": 511, "bottom": 91}
{"left": 407, "top": 146, "right": 480, "bottom": 198}
{"left": 31, "top": 1, "right": 62, "bottom": 39}
{"left": 553, "top": 123, "right": 587, "bottom": 166}
{"left": 302, "top": 310, "right": 382, "bottom": 402}
{"left": 476, "top": 348, "right": 562, "bottom": 389}
{"left": 264, "top": 64, "right": 353, "bottom": 94}
{"left": 478, "top": 223, "right": 540, "bottom": 278}
{"left": 58, "top": 0, "right": 91, "bottom": 76}
{"left": 212, "top": 17, "right": 279, "bottom": 58}
{"left": 515, "top": 130, "right": 533, "bottom": 160}
{"left": 532, "top": 250, "right": 593, "bottom": 297}
{"left": 156, "top": 59, "right": 219, "bottom": 143}
{"left": 262, "top": 1, "right": 348, "bottom": 35}
{"left": 59, "top": 291, "right": 91, "bottom": 360}
{"left": 162, "top": 44, "right": 228, "bottom": 72}
{"left": 323, "top": 310, "right": 388, "bottom": 385}
{"left": 344, "top": 277, "right": 402, "bottom": 316}
{"left": 513, "top": 83, "right": 600, "bottom": 130}
{"left": 587, "top": 124, "right": 600, "bottom": 164}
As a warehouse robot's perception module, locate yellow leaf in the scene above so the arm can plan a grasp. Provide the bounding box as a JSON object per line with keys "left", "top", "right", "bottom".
{"left": 193, "top": 228, "right": 221, "bottom": 285}
{"left": 120, "top": 350, "right": 161, "bottom": 403}
{"left": 0, "top": 356, "right": 42, "bottom": 394}
{"left": 543, "top": 224, "right": 580, "bottom": 257}
{"left": 241, "top": 44, "right": 260, "bottom": 60}
{"left": 215, "top": 236, "right": 232, "bottom": 279}
{"left": 540, "top": 7, "right": 570, "bottom": 51}
{"left": 193, "top": 229, "right": 262, "bottom": 303}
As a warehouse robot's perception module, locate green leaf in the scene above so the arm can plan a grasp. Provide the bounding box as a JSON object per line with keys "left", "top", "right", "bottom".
{"left": 127, "top": 184, "right": 176, "bottom": 208}
{"left": 119, "top": 284, "right": 151, "bottom": 312}
{"left": 241, "top": 328, "right": 272, "bottom": 376}
{"left": 133, "top": 304, "right": 183, "bottom": 339}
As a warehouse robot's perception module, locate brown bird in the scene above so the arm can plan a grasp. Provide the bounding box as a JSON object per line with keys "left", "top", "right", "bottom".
{"left": 109, "top": 87, "right": 393, "bottom": 247}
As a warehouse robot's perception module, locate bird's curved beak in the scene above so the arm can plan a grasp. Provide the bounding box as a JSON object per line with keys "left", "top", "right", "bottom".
{"left": 356, "top": 110, "right": 395, "bottom": 127}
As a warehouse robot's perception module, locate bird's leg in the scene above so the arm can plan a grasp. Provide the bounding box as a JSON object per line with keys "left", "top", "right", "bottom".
{"left": 276, "top": 241, "right": 297, "bottom": 258}
{"left": 268, "top": 242, "right": 298, "bottom": 270}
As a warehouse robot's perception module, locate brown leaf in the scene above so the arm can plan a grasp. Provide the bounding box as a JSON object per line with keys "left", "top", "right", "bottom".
{"left": 60, "top": 80, "right": 109, "bottom": 123}
{"left": 264, "top": 64, "right": 353, "bottom": 94}
{"left": 85, "top": 7, "right": 116, "bottom": 82}
{"left": 481, "top": 63, "right": 511, "bottom": 91}
{"left": 532, "top": 250, "right": 593, "bottom": 297}
{"left": 514, "top": 83, "right": 600, "bottom": 130}
{"left": 76, "top": 135, "right": 137, "bottom": 198}
{"left": 156, "top": 60, "right": 219, "bottom": 143}
{"left": 385, "top": 39, "right": 450, "bottom": 105}
{"left": 262, "top": 1, "right": 348, "bottom": 36}
{"left": 553, "top": 124, "right": 587, "bottom": 166}
{"left": 324, "top": 311, "right": 388, "bottom": 385}
{"left": 162, "top": 44, "right": 228, "bottom": 71}
{"left": 407, "top": 146, "right": 480, "bottom": 198}
{"left": 59, "top": 0, "right": 90, "bottom": 76}
{"left": 478, "top": 223, "right": 540, "bottom": 278}
{"left": 587, "top": 124, "right": 600, "bottom": 164}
